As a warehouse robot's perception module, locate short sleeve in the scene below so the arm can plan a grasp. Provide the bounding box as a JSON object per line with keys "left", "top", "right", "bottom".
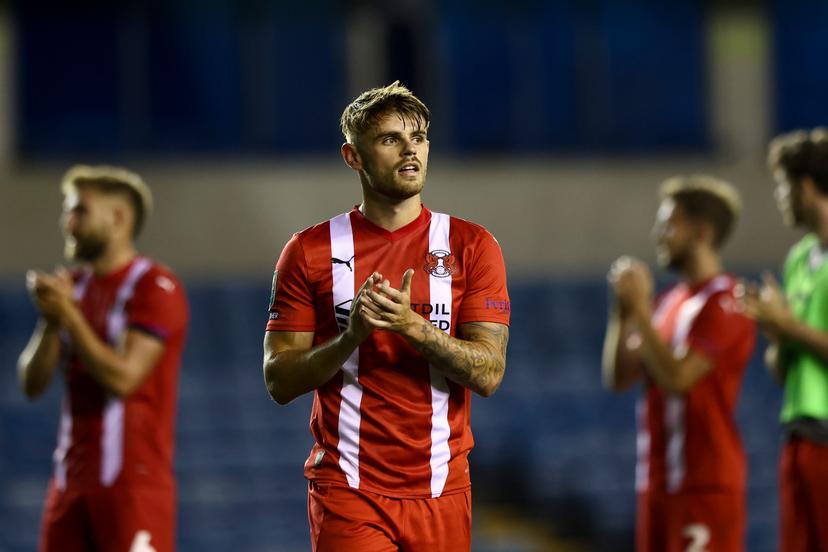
{"left": 127, "top": 269, "right": 188, "bottom": 342}
{"left": 456, "top": 230, "right": 510, "bottom": 326}
{"left": 686, "top": 292, "right": 753, "bottom": 361}
{"left": 265, "top": 233, "right": 316, "bottom": 332}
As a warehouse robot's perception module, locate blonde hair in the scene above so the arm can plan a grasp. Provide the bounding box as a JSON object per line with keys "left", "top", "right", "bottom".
{"left": 659, "top": 175, "right": 742, "bottom": 248}
{"left": 62, "top": 165, "right": 153, "bottom": 237}
{"left": 340, "top": 81, "right": 430, "bottom": 144}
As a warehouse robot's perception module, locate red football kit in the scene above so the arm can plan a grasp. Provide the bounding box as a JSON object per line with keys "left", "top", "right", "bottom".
{"left": 40, "top": 257, "right": 188, "bottom": 552}
{"left": 636, "top": 274, "right": 755, "bottom": 552}
{"left": 266, "top": 206, "right": 510, "bottom": 550}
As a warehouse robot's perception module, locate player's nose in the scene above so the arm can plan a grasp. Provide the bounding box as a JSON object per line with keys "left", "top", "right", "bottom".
{"left": 61, "top": 211, "right": 77, "bottom": 233}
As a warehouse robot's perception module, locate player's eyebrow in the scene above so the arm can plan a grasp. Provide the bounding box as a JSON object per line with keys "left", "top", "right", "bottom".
{"left": 374, "top": 129, "right": 427, "bottom": 141}
{"left": 376, "top": 131, "right": 402, "bottom": 140}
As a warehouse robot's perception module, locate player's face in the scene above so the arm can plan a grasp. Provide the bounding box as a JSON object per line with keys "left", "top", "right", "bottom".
{"left": 61, "top": 187, "right": 113, "bottom": 262}
{"left": 773, "top": 169, "right": 806, "bottom": 227}
{"left": 356, "top": 112, "right": 429, "bottom": 201}
{"left": 652, "top": 198, "right": 694, "bottom": 271}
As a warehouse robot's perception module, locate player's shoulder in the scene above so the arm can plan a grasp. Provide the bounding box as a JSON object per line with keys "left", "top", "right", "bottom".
{"left": 444, "top": 213, "right": 499, "bottom": 243}
{"left": 702, "top": 274, "right": 750, "bottom": 321}
{"left": 290, "top": 213, "right": 343, "bottom": 245}
{"left": 701, "top": 274, "right": 741, "bottom": 304}
{"left": 136, "top": 258, "right": 185, "bottom": 297}
{"left": 711, "top": 273, "right": 738, "bottom": 293}
{"left": 786, "top": 233, "right": 817, "bottom": 266}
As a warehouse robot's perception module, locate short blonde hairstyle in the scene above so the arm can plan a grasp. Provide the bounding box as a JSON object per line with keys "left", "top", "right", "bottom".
{"left": 659, "top": 175, "right": 742, "bottom": 248}
{"left": 340, "top": 81, "right": 430, "bottom": 144}
{"left": 62, "top": 165, "right": 153, "bottom": 237}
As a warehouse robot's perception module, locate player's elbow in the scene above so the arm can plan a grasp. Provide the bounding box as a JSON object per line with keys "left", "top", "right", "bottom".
{"left": 20, "top": 378, "right": 45, "bottom": 401}
{"left": 476, "top": 383, "right": 499, "bottom": 398}
{"left": 601, "top": 362, "right": 620, "bottom": 391}
{"left": 476, "top": 362, "right": 505, "bottom": 398}
{"left": 108, "top": 364, "right": 153, "bottom": 398}
{"left": 603, "top": 375, "right": 629, "bottom": 392}
{"left": 263, "top": 361, "right": 295, "bottom": 405}
{"left": 17, "top": 362, "right": 47, "bottom": 401}
{"left": 267, "top": 380, "right": 295, "bottom": 405}
{"left": 109, "top": 377, "right": 140, "bottom": 398}
{"left": 602, "top": 360, "right": 640, "bottom": 392}
{"left": 662, "top": 357, "right": 711, "bottom": 394}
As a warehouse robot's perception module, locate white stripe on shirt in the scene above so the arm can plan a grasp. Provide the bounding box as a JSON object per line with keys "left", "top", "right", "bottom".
{"left": 428, "top": 212, "right": 453, "bottom": 498}
{"left": 665, "top": 275, "right": 731, "bottom": 493}
{"left": 330, "top": 212, "right": 362, "bottom": 489}
{"left": 100, "top": 257, "right": 152, "bottom": 487}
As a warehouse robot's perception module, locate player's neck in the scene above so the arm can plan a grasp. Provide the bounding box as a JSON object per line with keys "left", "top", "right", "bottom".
{"left": 681, "top": 248, "right": 721, "bottom": 285}
{"left": 359, "top": 196, "right": 423, "bottom": 232}
{"left": 90, "top": 244, "right": 138, "bottom": 276}
{"left": 813, "top": 205, "right": 828, "bottom": 247}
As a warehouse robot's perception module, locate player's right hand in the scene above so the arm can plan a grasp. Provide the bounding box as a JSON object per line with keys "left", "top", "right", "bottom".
{"left": 26, "top": 270, "right": 59, "bottom": 324}
{"left": 25, "top": 268, "right": 76, "bottom": 326}
{"left": 348, "top": 272, "right": 382, "bottom": 342}
{"left": 607, "top": 256, "right": 653, "bottom": 316}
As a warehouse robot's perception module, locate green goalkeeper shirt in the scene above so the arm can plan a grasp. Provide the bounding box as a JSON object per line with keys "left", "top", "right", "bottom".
{"left": 781, "top": 233, "right": 828, "bottom": 428}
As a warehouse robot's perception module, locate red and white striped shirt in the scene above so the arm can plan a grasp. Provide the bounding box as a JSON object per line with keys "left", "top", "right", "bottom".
{"left": 266, "top": 206, "right": 510, "bottom": 498}
{"left": 636, "top": 274, "right": 754, "bottom": 495}
{"left": 54, "top": 257, "right": 188, "bottom": 492}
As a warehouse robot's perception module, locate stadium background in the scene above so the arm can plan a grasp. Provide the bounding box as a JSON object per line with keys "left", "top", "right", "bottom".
{"left": 1, "top": 1, "right": 827, "bottom": 550}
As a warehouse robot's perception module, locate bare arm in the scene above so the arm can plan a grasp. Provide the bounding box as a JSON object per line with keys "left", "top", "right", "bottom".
{"left": 18, "top": 319, "right": 62, "bottom": 399}
{"left": 630, "top": 305, "right": 713, "bottom": 394}
{"left": 357, "top": 269, "right": 508, "bottom": 397}
{"left": 28, "top": 269, "right": 165, "bottom": 397}
{"left": 63, "top": 307, "right": 165, "bottom": 396}
{"left": 773, "top": 317, "right": 828, "bottom": 365}
{"left": 400, "top": 319, "right": 508, "bottom": 397}
{"left": 607, "top": 256, "right": 711, "bottom": 394}
{"left": 744, "top": 272, "right": 828, "bottom": 374}
{"left": 601, "top": 306, "right": 643, "bottom": 391}
{"left": 262, "top": 274, "right": 379, "bottom": 405}
{"left": 263, "top": 330, "right": 364, "bottom": 404}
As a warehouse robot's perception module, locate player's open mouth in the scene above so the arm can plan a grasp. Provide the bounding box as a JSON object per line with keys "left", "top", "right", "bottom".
{"left": 398, "top": 164, "right": 419, "bottom": 176}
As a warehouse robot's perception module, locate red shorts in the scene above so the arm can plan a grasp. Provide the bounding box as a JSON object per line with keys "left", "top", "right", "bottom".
{"left": 39, "top": 478, "right": 175, "bottom": 552}
{"left": 780, "top": 437, "right": 828, "bottom": 552}
{"left": 637, "top": 489, "right": 745, "bottom": 552}
{"left": 308, "top": 481, "right": 472, "bottom": 552}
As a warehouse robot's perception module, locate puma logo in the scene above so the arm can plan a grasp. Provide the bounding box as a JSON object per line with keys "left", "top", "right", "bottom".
{"left": 331, "top": 255, "right": 354, "bottom": 272}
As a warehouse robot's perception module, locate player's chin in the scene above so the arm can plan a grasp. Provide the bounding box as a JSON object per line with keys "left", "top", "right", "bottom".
{"left": 388, "top": 179, "right": 424, "bottom": 199}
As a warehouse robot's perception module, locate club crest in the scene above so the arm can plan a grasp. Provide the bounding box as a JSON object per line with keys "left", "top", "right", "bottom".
{"left": 424, "top": 250, "right": 457, "bottom": 278}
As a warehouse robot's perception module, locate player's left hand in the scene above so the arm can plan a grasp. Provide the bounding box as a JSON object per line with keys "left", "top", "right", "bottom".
{"left": 360, "top": 268, "right": 420, "bottom": 335}
{"left": 742, "top": 271, "right": 792, "bottom": 339}
{"left": 608, "top": 256, "right": 653, "bottom": 317}
{"left": 26, "top": 267, "right": 76, "bottom": 324}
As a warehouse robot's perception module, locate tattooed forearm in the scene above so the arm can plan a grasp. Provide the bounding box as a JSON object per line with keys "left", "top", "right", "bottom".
{"left": 404, "top": 321, "right": 509, "bottom": 397}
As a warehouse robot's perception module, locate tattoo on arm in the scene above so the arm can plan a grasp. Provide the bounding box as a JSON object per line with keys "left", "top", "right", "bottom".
{"left": 407, "top": 321, "right": 508, "bottom": 396}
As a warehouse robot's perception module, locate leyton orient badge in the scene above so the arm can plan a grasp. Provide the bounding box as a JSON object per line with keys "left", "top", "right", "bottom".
{"left": 424, "top": 250, "right": 457, "bottom": 278}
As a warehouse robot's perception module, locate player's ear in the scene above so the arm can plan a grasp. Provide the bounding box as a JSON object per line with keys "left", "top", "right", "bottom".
{"left": 110, "top": 199, "right": 133, "bottom": 238}
{"left": 697, "top": 220, "right": 715, "bottom": 246}
{"left": 341, "top": 142, "right": 363, "bottom": 171}
{"left": 801, "top": 175, "right": 818, "bottom": 199}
